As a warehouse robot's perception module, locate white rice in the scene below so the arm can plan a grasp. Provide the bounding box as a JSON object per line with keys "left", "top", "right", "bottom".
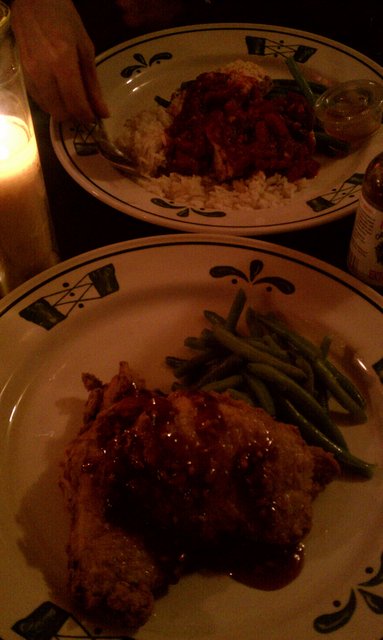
{"left": 116, "top": 107, "right": 172, "bottom": 176}
{"left": 116, "top": 60, "right": 307, "bottom": 211}
{"left": 145, "top": 171, "right": 302, "bottom": 213}
{"left": 215, "top": 58, "right": 271, "bottom": 83}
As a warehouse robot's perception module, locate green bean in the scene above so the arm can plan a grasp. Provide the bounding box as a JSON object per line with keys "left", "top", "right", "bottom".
{"left": 325, "top": 359, "right": 367, "bottom": 410}
{"left": 255, "top": 312, "right": 320, "bottom": 358}
{"left": 244, "top": 374, "right": 276, "bottom": 417}
{"left": 225, "top": 288, "right": 247, "bottom": 332}
{"left": 226, "top": 388, "right": 255, "bottom": 405}
{"left": 212, "top": 323, "right": 307, "bottom": 380}
{"left": 268, "top": 78, "right": 327, "bottom": 98}
{"left": 204, "top": 290, "right": 249, "bottom": 333}
{"left": 184, "top": 329, "right": 224, "bottom": 351}
{"left": 316, "top": 381, "right": 330, "bottom": 415}
{"left": 295, "top": 355, "right": 315, "bottom": 395}
{"left": 279, "top": 397, "right": 375, "bottom": 478}
{"left": 314, "top": 358, "right": 367, "bottom": 423}
{"left": 320, "top": 334, "right": 332, "bottom": 358}
{"left": 166, "top": 355, "right": 187, "bottom": 370}
{"left": 166, "top": 349, "right": 217, "bottom": 379}
{"left": 204, "top": 309, "right": 226, "bottom": 326}
{"left": 285, "top": 56, "right": 316, "bottom": 106}
{"left": 254, "top": 312, "right": 367, "bottom": 414}
{"left": 247, "top": 362, "right": 349, "bottom": 450}
{"left": 184, "top": 329, "right": 217, "bottom": 350}
{"left": 247, "top": 336, "right": 289, "bottom": 360}
{"left": 184, "top": 336, "right": 209, "bottom": 350}
{"left": 200, "top": 327, "right": 219, "bottom": 346}
{"left": 246, "top": 330, "right": 291, "bottom": 361}
{"left": 261, "top": 334, "right": 290, "bottom": 360}
{"left": 195, "top": 354, "right": 244, "bottom": 388}
{"left": 201, "top": 374, "right": 243, "bottom": 393}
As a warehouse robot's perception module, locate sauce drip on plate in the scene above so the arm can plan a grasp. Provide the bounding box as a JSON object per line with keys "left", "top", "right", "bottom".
{"left": 227, "top": 541, "right": 305, "bottom": 590}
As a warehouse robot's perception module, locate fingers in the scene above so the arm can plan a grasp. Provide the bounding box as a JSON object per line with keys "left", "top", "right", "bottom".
{"left": 77, "top": 43, "right": 110, "bottom": 121}
{"left": 11, "top": 0, "right": 109, "bottom": 124}
{"left": 23, "top": 55, "right": 100, "bottom": 123}
{"left": 26, "top": 44, "right": 109, "bottom": 123}
{"left": 45, "top": 31, "right": 108, "bottom": 123}
{"left": 52, "top": 53, "right": 104, "bottom": 123}
{"left": 23, "top": 68, "right": 74, "bottom": 123}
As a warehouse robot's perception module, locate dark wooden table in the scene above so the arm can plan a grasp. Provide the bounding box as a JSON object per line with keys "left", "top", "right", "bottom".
{"left": 31, "top": 0, "right": 383, "bottom": 275}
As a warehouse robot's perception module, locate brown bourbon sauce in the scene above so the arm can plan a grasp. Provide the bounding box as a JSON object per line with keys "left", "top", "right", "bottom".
{"left": 226, "top": 541, "right": 305, "bottom": 590}
{"left": 101, "top": 387, "right": 306, "bottom": 592}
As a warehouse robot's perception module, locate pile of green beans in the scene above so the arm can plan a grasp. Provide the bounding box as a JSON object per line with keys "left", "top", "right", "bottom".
{"left": 165, "top": 289, "right": 375, "bottom": 478}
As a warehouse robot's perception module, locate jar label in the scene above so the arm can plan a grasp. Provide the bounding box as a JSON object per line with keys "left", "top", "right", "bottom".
{"left": 347, "top": 193, "right": 383, "bottom": 287}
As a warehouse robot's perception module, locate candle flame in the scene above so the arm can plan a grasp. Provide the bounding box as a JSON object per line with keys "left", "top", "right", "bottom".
{"left": 0, "top": 114, "right": 29, "bottom": 160}
{"left": 0, "top": 143, "right": 10, "bottom": 161}
{"left": 0, "top": 115, "right": 37, "bottom": 178}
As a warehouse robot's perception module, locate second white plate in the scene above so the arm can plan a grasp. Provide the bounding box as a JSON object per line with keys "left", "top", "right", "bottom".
{"left": 51, "top": 23, "right": 383, "bottom": 235}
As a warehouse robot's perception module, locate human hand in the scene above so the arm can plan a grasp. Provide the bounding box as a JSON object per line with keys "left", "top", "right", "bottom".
{"left": 11, "top": 0, "right": 110, "bottom": 123}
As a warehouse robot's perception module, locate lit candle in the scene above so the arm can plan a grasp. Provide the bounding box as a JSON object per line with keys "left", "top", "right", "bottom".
{"left": 0, "top": 115, "right": 58, "bottom": 295}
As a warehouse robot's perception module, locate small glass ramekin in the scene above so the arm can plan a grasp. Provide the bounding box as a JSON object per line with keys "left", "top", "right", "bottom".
{"left": 314, "top": 79, "right": 383, "bottom": 149}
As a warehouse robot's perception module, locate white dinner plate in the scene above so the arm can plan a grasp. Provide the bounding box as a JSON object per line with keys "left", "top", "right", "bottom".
{"left": 50, "top": 23, "right": 383, "bottom": 235}
{"left": 0, "top": 234, "right": 383, "bottom": 640}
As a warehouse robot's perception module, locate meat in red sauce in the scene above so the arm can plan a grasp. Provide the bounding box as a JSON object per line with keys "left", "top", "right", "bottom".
{"left": 164, "top": 70, "right": 320, "bottom": 183}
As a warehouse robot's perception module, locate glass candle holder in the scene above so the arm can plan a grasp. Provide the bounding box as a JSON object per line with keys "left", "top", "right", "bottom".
{"left": 0, "top": 1, "right": 59, "bottom": 296}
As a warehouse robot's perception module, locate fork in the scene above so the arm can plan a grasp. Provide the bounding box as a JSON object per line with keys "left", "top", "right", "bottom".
{"left": 91, "top": 119, "right": 147, "bottom": 179}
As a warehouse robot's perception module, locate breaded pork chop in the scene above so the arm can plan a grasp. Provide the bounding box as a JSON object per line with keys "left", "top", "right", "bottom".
{"left": 60, "top": 362, "right": 339, "bottom": 628}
